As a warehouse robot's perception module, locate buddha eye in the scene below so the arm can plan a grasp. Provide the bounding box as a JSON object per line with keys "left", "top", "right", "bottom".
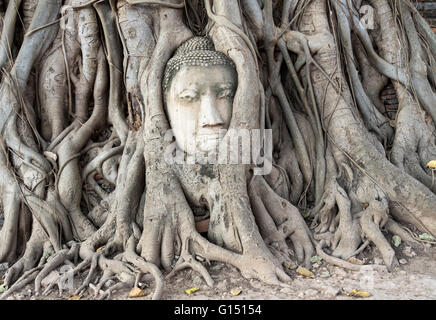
{"left": 216, "top": 88, "right": 234, "bottom": 99}
{"left": 178, "top": 90, "right": 199, "bottom": 103}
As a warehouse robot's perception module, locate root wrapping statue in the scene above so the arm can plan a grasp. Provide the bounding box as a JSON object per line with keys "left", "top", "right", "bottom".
{"left": 0, "top": 0, "right": 435, "bottom": 301}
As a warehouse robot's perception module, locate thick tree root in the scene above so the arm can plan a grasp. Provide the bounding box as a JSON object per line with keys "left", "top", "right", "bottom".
{"left": 0, "top": 0, "right": 435, "bottom": 301}
{"left": 0, "top": 266, "right": 43, "bottom": 300}
{"left": 166, "top": 237, "right": 214, "bottom": 288}
{"left": 316, "top": 240, "right": 387, "bottom": 272}
{"left": 249, "top": 175, "right": 314, "bottom": 268}
{"left": 34, "top": 242, "right": 79, "bottom": 295}
{"left": 123, "top": 235, "right": 164, "bottom": 300}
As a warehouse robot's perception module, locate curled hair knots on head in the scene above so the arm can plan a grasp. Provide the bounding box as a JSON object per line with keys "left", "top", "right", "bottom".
{"left": 162, "top": 37, "right": 236, "bottom": 93}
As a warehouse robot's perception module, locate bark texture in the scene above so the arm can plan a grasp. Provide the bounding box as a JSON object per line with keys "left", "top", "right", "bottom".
{"left": 0, "top": 0, "right": 435, "bottom": 299}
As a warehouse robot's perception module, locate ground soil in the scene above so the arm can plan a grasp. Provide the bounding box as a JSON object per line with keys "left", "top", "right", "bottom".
{"left": 1, "top": 236, "right": 435, "bottom": 300}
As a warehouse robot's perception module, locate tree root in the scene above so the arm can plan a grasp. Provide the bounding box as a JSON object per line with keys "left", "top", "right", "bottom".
{"left": 34, "top": 242, "right": 80, "bottom": 295}
{"left": 166, "top": 238, "right": 214, "bottom": 288}
{"left": 359, "top": 201, "right": 399, "bottom": 270}
{"left": 316, "top": 240, "right": 387, "bottom": 272}
{"left": 0, "top": 266, "right": 43, "bottom": 300}
{"left": 0, "top": 0, "right": 435, "bottom": 302}
{"left": 41, "top": 258, "right": 89, "bottom": 296}
{"left": 123, "top": 235, "right": 164, "bottom": 300}
{"left": 249, "top": 175, "right": 314, "bottom": 268}
{"left": 2, "top": 220, "right": 46, "bottom": 286}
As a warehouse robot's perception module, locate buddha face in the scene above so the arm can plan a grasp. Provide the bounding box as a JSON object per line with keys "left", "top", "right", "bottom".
{"left": 165, "top": 64, "right": 237, "bottom": 155}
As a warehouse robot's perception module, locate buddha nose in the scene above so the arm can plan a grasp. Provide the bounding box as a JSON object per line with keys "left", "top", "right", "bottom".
{"left": 198, "top": 93, "right": 224, "bottom": 127}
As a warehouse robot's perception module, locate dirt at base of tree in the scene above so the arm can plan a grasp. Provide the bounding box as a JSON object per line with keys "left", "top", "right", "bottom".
{"left": 2, "top": 245, "right": 435, "bottom": 300}
{"left": 0, "top": 0, "right": 435, "bottom": 301}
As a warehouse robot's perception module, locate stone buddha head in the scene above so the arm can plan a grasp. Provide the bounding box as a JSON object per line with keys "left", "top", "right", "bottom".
{"left": 163, "top": 37, "right": 237, "bottom": 156}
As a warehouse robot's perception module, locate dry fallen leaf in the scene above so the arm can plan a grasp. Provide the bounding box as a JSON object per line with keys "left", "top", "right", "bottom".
{"left": 185, "top": 287, "right": 200, "bottom": 295}
{"left": 348, "top": 257, "right": 365, "bottom": 265}
{"left": 296, "top": 266, "right": 314, "bottom": 278}
{"left": 128, "top": 287, "right": 145, "bottom": 298}
{"left": 355, "top": 291, "right": 371, "bottom": 298}
{"left": 284, "top": 261, "right": 297, "bottom": 270}
{"left": 67, "top": 295, "right": 82, "bottom": 300}
{"left": 347, "top": 289, "right": 371, "bottom": 298}
{"left": 0, "top": 280, "right": 3, "bottom": 285}
{"left": 96, "top": 246, "right": 105, "bottom": 252}
{"left": 427, "top": 160, "right": 436, "bottom": 169}
{"left": 230, "top": 289, "right": 242, "bottom": 296}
